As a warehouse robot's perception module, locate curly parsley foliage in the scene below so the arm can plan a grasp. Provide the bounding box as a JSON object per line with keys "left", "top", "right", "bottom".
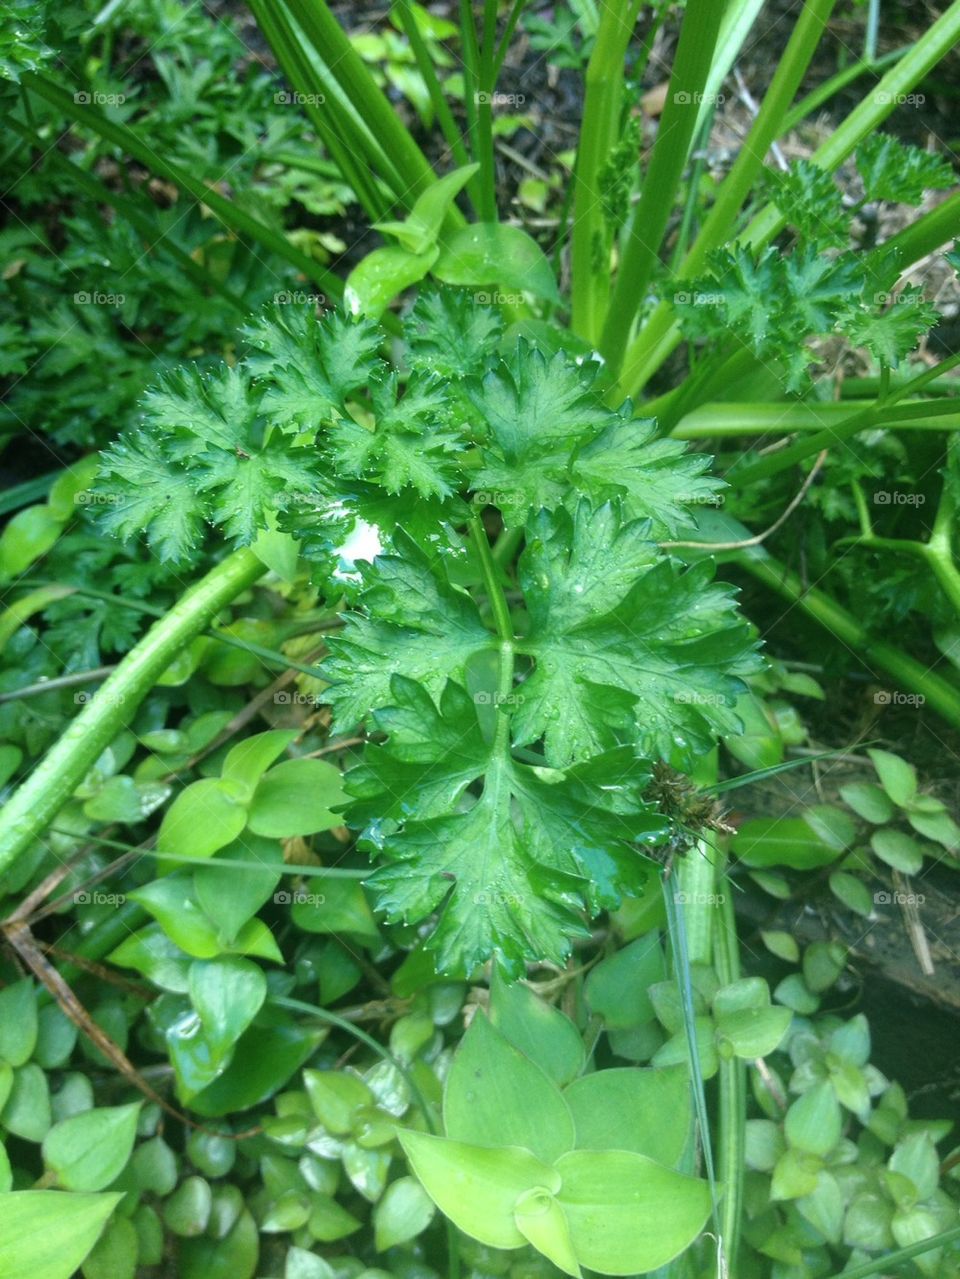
{"left": 96, "top": 287, "right": 761, "bottom": 973}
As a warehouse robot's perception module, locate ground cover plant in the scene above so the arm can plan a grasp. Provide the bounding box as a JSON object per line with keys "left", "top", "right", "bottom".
{"left": 1, "top": 1, "right": 960, "bottom": 1277}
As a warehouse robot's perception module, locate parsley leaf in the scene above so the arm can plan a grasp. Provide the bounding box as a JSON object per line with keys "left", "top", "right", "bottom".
{"left": 856, "top": 134, "right": 955, "bottom": 206}
{"left": 762, "top": 159, "right": 849, "bottom": 246}
{"left": 349, "top": 675, "right": 666, "bottom": 975}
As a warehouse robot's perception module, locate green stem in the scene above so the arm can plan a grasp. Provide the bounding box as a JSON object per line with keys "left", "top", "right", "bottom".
{"left": 780, "top": 44, "right": 913, "bottom": 133}
{"left": 476, "top": 0, "right": 498, "bottom": 221}
{"left": 600, "top": 0, "right": 725, "bottom": 373}
{"left": 670, "top": 399, "right": 960, "bottom": 440}
{"left": 280, "top": 0, "right": 439, "bottom": 209}
{"left": 249, "top": 0, "right": 389, "bottom": 220}
{"left": 0, "top": 548, "right": 266, "bottom": 878}
{"left": 740, "top": 550, "right": 960, "bottom": 729}
{"left": 570, "top": 0, "right": 643, "bottom": 342}
{"left": 729, "top": 389, "right": 960, "bottom": 488}
{"left": 469, "top": 513, "right": 515, "bottom": 749}
{"left": 823, "top": 1224, "right": 960, "bottom": 1279}
{"left": 395, "top": 0, "right": 473, "bottom": 186}
{"left": 22, "top": 74, "right": 344, "bottom": 300}
{"left": 714, "top": 862, "right": 745, "bottom": 1274}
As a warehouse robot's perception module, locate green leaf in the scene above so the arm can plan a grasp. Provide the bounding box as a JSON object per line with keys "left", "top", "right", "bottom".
{"left": 247, "top": 758, "right": 347, "bottom": 837}
{"left": 785, "top": 1081, "right": 842, "bottom": 1157}
{"left": 0, "top": 977, "right": 37, "bottom": 1067}
{"left": 514, "top": 503, "right": 759, "bottom": 765}
{"left": 563, "top": 1067, "right": 691, "bottom": 1167}
{"left": 856, "top": 133, "right": 955, "bottom": 205}
{"left": 194, "top": 836, "right": 284, "bottom": 946}
{"left": 840, "top": 781, "right": 895, "bottom": 823}
{"left": 373, "top": 1176, "right": 436, "bottom": 1250}
{"left": 107, "top": 924, "right": 192, "bottom": 993}
{"left": 80, "top": 1213, "right": 138, "bottom": 1279}
{"left": 399, "top": 1130, "right": 560, "bottom": 1249}
{"left": 489, "top": 967, "right": 585, "bottom": 1087}
{"left": 514, "top": 1187, "right": 581, "bottom": 1277}
{"left": 42, "top": 1104, "right": 141, "bottom": 1191}
{"left": 715, "top": 1005, "right": 792, "bottom": 1059}
{"left": 129, "top": 877, "right": 281, "bottom": 962}
{"left": 290, "top": 878, "right": 382, "bottom": 946}
{"left": 444, "top": 1013, "right": 576, "bottom": 1163}
{"left": 829, "top": 871, "right": 874, "bottom": 917}
{"left": 868, "top": 749, "right": 917, "bottom": 807}
{"left": 356, "top": 678, "right": 663, "bottom": 975}
{"left": 188, "top": 957, "right": 267, "bottom": 1062}
{"left": 871, "top": 829, "right": 924, "bottom": 874}
{"left": 732, "top": 816, "right": 841, "bottom": 870}
{"left": 433, "top": 222, "right": 560, "bottom": 301}
{"left": 374, "top": 164, "right": 479, "bottom": 255}
{"left": 345, "top": 245, "right": 439, "bottom": 320}
{"left": 762, "top": 159, "right": 848, "bottom": 246}
{"left": 221, "top": 730, "right": 298, "bottom": 795}
{"left": 2, "top": 1062, "right": 51, "bottom": 1141}
{"left": 179, "top": 1207, "right": 259, "bottom": 1279}
{"left": 157, "top": 778, "right": 249, "bottom": 862}
{"left": 554, "top": 1149, "right": 712, "bottom": 1274}
{"left": 0, "top": 504, "right": 64, "bottom": 579}
{"left": 467, "top": 347, "right": 719, "bottom": 534}
{"left": 584, "top": 938, "right": 664, "bottom": 1029}
{"left": 303, "top": 1069, "right": 375, "bottom": 1134}
{"left": 0, "top": 1192, "right": 122, "bottom": 1279}
{"left": 190, "top": 1022, "right": 324, "bottom": 1118}
{"left": 164, "top": 1175, "right": 213, "bottom": 1236}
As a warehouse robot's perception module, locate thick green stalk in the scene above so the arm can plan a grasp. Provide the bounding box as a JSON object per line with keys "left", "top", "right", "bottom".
{"left": 0, "top": 549, "right": 265, "bottom": 878}
{"left": 740, "top": 550, "right": 960, "bottom": 729}
{"left": 570, "top": 0, "right": 643, "bottom": 342}
{"left": 599, "top": 0, "right": 726, "bottom": 373}
{"left": 729, "top": 387, "right": 960, "bottom": 487}
{"left": 671, "top": 400, "right": 960, "bottom": 440}
{"left": 23, "top": 74, "right": 344, "bottom": 299}
{"left": 714, "top": 864, "right": 745, "bottom": 1274}
{"left": 248, "top": 0, "right": 389, "bottom": 220}
{"left": 282, "top": 0, "right": 438, "bottom": 207}
{"left": 618, "top": 0, "right": 960, "bottom": 396}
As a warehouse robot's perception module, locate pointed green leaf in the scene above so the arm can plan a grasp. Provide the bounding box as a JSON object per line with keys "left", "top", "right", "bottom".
{"left": 0, "top": 1191, "right": 122, "bottom": 1279}
{"left": 563, "top": 1067, "right": 691, "bottom": 1166}
{"left": 444, "top": 1013, "right": 575, "bottom": 1163}
{"left": 42, "top": 1104, "right": 141, "bottom": 1191}
{"left": 248, "top": 758, "right": 347, "bottom": 837}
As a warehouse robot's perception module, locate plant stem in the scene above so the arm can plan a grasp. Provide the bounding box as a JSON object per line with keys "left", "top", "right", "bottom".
{"left": 394, "top": 0, "right": 473, "bottom": 182}
{"left": 600, "top": 0, "right": 725, "bottom": 374}
{"left": 823, "top": 1224, "right": 960, "bottom": 1279}
{"left": 739, "top": 550, "right": 960, "bottom": 729}
{"left": 570, "top": 0, "right": 643, "bottom": 342}
{"left": 469, "top": 513, "right": 515, "bottom": 749}
{"left": 280, "top": 0, "right": 440, "bottom": 209}
{"left": 781, "top": 43, "right": 913, "bottom": 133}
{"left": 0, "top": 549, "right": 265, "bottom": 878}
{"left": 714, "top": 863, "right": 745, "bottom": 1274}
{"left": 669, "top": 399, "right": 960, "bottom": 441}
